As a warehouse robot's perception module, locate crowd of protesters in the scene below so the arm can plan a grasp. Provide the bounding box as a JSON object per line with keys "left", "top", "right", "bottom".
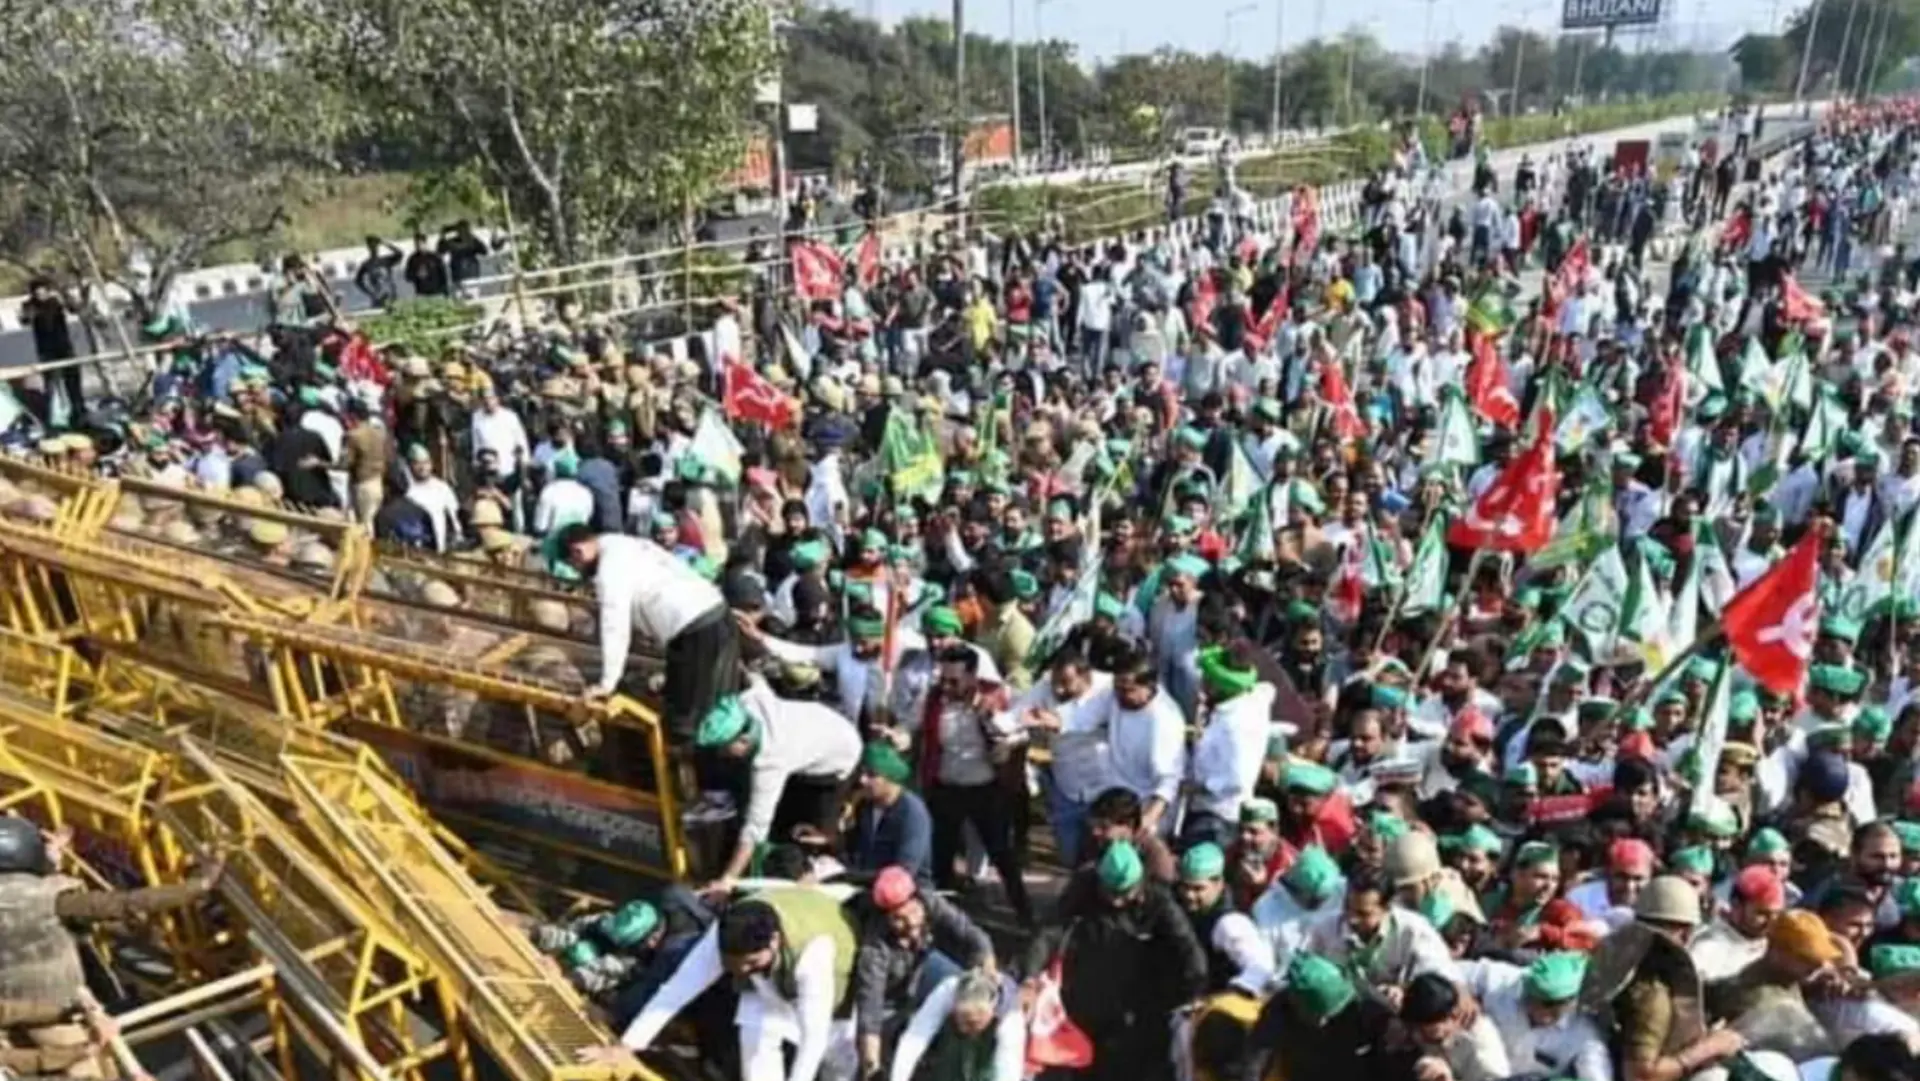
{"left": 10, "top": 92, "right": 1920, "bottom": 1081}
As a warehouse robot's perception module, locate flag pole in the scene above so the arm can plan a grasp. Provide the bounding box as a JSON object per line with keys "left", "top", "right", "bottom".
{"left": 1608, "top": 625, "right": 1727, "bottom": 722}
{"left": 1412, "top": 547, "right": 1487, "bottom": 682}
{"left": 1370, "top": 503, "right": 1439, "bottom": 656}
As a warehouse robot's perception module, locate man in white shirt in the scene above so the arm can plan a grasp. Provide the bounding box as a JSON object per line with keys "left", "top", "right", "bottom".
{"left": 1105, "top": 653, "right": 1188, "bottom": 837}
{"left": 533, "top": 451, "right": 596, "bottom": 536}
{"left": 888, "top": 971, "right": 1024, "bottom": 1081}
{"left": 1015, "top": 651, "right": 1115, "bottom": 867}
{"left": 555, "top": 526, "right": 738, "bottom": 743}
{"left": 592, "top": 886, "right": 861, "bottom": 1081}
{"left": 1077, "top": 267, "right": 1117, "bottom": 378}
{"left": 400, "top": 443, "right": 462, "bottom": 552}
{"left": 1182, "top": 644, "right": 1279, "bottom": 850}
{"left": 469, "top": 387, "right": 531, "bottom": 522}
{"left": 692, "top": 681, "right": 862, "bottom": 893}
{"left": 1691, "top": 865, "right": 1787, "bottom": 980}
{"left": 1400, "top": 971, "right": 1512, "bottom": 1081}
{"left": 1457, "top": 953, "right": 1608, "bottom": 1081}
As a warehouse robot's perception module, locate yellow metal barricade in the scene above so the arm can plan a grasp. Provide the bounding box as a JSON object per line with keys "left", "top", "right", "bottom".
{"left": 283, "top": 753, "right": 641, "bottom": 1081}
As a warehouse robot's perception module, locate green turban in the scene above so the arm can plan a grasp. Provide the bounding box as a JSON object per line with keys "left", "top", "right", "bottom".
{"left": 1514, "top": 841, "right": 1558, "bottom": 869}
{"left": 1524, "top": 951, "right": 1587, "bottom": 1003}
{"left": 1180, "top": 843, "right": 1227, "bottom": 883}
{"left": 1367, "top": 811, "right": 1410, "bottom": 843}
{"left": 1239, "top": 798, "right": 1280, "bottom": 825}
{"left": 863, "top": 741, "right": 911, "bottom": 785}
{"left": 1747, "top": 828, "right": 1790, "bottom": 859}
{"left": 1198, "top": 646, "right": 1259, "bottom": 698}
{"left": 848, "top": 614, "right": 887, "bottom": 640}
{"left": 598, "top": 900, "right": 661, "bottom": 948}
{"left": 1854, "top": 706, "right": 1893, "bottom": 745}
{"left": 1284, "top": 761, "right": 1337, "bottom": 796}
{"left": 1284, "top": 845, "right": 1344, "bottom": 902}
{"left": 1095, "top": 592, "right": 1127, "bottom": 621}
{"left": 1894, "top": 821, "right": 1920, "bottom": 855}
{"left": 695, "top": 696, "right": 753, "bottom": 749}
{"left": 1286, "top": 953, "right": 1356, "bottom": 1019}
{"left": 1010, "top": 570, "right": 1041, "bottom": 600}
{"left": 923, "top": 605, "right": 964, "bottom": 636}
{"left": 1097, "top": 840, "right": 1145, "bottom": 894}
{"left": 1441, "top": 824, "right": 1504, "bottom": 857}
{"left": 790, "top": 539, "right": 830, "bottom": 570}
{"left": 1670, "top": 846, "right": 1715, "bottom": 876}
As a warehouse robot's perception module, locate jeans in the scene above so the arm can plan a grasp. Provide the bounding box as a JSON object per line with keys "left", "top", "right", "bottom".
{"left": 928, "top": 780, "right": 1033, "bottom": 923}
{"left": 1078, "top": 326, "right": 1110, "bottom": 379}
{"left": 1042, "top": 774, "right": 1092, "bottom": 867}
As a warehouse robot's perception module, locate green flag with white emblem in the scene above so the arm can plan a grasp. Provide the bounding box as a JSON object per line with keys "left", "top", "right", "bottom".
{"left": 1399, "top": 515, "right": 1448, "bottom": 617}
{"left": 1434, "top": 388, "right": 1481, "bottom": 466}
{"left": 1561, "top": 548, "right": 1630, "bottom": 659}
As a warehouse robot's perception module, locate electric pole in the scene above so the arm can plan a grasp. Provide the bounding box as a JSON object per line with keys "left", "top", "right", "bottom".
{"left": 1270, "top": 0, "right": 1285, "bottom": 139}
{"left": 952, "top": 0, "right": 967, "bottom": 224}
{"left": 1793, "top": 0, "right": 1827, "bottom": 108}
{"left": 1833, "top": 0, "right": 1861, "bottom": 99}
{"left": 1009, "top": 0, "right": 1021, "bottom": 168}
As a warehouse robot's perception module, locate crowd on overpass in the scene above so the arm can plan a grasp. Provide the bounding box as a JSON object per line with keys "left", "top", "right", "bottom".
{"left": 7, "top": 95, "right": 1920, "bottom": 1081}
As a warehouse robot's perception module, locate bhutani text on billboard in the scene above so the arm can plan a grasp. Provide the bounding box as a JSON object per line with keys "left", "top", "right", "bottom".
{"left": 1561, "top": 0, "right": 1663, "bottom": 29}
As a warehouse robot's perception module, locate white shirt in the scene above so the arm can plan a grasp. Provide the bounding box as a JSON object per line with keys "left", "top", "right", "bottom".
{"left": 890, "top": 975, "right": 1025, "bottom": 1081}
{"left": 402, "top": 475, "right": 462, "bottom": 552}
{"left": 1460, "top": 959, "right": 1606, "bottom": 1081}
{"left": 1204, "top": 909, "right": 1278, "bottom": 993}
{"left": 299, "top": 409, "right": 344, "bottom": 465}
{"left": 1250, "top": 882, "right": 1342, "bottom": 973}
{"left": 1304, "top": 905, "right": 1458, "bottom": 985}
{"left": 470, "top": 406, "right": 531, "bottom": 479}
{"left": 1186, "top": 685, "right": 1278, "bottom": 822}
{"left": 534, "top": 477, "right": 596, "bottom": 535}
{"left": 1691, "top": 918, "right": 1768, "bottom": 982}
{"left": 758, "top": 629, "right": 927, "bottom": 724}
{"left": 1107, "top": 687, "right": 1188, "bottom": 811}
{"left": 735, "top": 679, "right": 863, "bottom": 846}
{"left": 622, "top": 912, "right": 841, "bottom": 1081}
{"left": 1015, "top": 675, "right": 1117, "bottom": 803}
{"left": 590, "top": 534, "right": 726, "bottom": 693}
{"left": 1079, "top": 280, "right": 1116, "bottom": 332}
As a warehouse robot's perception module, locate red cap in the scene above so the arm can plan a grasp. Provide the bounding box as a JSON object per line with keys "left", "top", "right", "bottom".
{"left": 1608, "top": 838, "right": 1655, "bottom": 876}
{"left": 1450, "top": 708, "right": 1493, "bottom": 742}
{"left": 871, "top": 866, "right": 918, "bottom": 911}
{"left": 1617, "top": 732, "right": 1656, "bottom": 762}
{"left": 1733, "top": 865, "right": 1787, "bottom": 908}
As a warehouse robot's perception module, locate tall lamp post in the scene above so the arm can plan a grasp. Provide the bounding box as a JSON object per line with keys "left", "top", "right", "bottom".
{"left": 1035, "top": 0, "right": 1059, "bottom": 167}
{"left": 1225, "top": 4, "right": 1257, "bottom": 131}
{"left": 1008, "top": 0, "right": 1021, "bottom": 169}
{"left": 1415, "top": 0, "right": 1440, "bottom": 117}
{"left": 1269, "top": 0, "right": 1286, "bottom": 139}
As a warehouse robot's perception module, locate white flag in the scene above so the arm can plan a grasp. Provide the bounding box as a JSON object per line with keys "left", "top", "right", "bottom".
{"left": 1561, "top": 548, "right": 1630, "bottom": 659}
{"left": 1434, "top": 390, "right": 1481, "bottom": 466}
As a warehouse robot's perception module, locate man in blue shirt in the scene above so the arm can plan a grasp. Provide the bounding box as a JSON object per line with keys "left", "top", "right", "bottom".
{"left": 845, "top": 741, "right": 933, "bottom": 882}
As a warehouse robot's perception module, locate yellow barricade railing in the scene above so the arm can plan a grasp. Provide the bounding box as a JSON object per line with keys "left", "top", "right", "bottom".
{"left": 283, "top": 753, "right": 642, "bottom": 1081}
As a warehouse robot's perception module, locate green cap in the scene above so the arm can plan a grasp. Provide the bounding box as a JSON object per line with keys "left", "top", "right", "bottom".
{"left": 1163, "top": 514, "right": 1197, "bottom": 535}
{"left": 1688, "top": 800, "right": 1741, "bottom": 840}
{"left": 1097, "top": 840, "right": 1146, "bottom": 894}
{"left": 790, "top": 539, "right": 830, "bottom": 570}
{"left": 695, "top": 696, "right": 752, "bottom": 748}
{"left": 1095, "top": 592, "right": 1127, "bottom": 620}
{"left": 1367, "top": 811, "right": 1410, "bottom": 842}
{"left": 1893, "top": 821, "right": 1920, "bottom": 855}
{"left": 847, "top": 613, "right": 886, "bottom": 640}
{"left": 1870, "top": 944, "right": 1920, "bottom": 977}
{"left": 1444, "top": 824, "right": 1504, "bottom": 857}
{"left": 1239, "top": 797, "right": 1279, "bottom": 825}
{"left": 599, "top": 900, "right": 661, "bottom": 947}
{"left": 1746, "top": 828, "right": 1790, "bottom": 859}
{"left": 1854, "top": 706, "right": 1893, "bottom": 744}
{"left": 1820, "top": 615, "right": 1863, "bottom": 643}
{"left": 1670, "top": 846, "right": 1715, "bottom": 876}
{"left": 1729, "top": 690, "right": 1760, "bottom": 723}
{"left": 562, "top": 939, "right": 601, "bottom": 969}
{"left": 1180, "top": 843, "right": 1228, "bottom": 882}
{"left": 1167, "top": 554, "right": 1210, "bottom": 579}
{"left": 1284, "top": 845, "right": 1344, "bottom": 902}
{"left": 1898, "top": 879, "right": 1920, "bottom": 919}
{"left": 861, "top": 528, "right": 889, "bottom": 552}
{"left": 1285, "top": 599, "right": 1320, "bottom": 625}
{"left": 1371, "top": 684, "right": 1409, "bottom": 710}
{"left": 1809, "top": 664, "right": 1867, "bottom": 698}
{"left": 862, "top": 741, "right": 912, "bottom": 784}
{"left": 298, "top": 386, "right": 322, "bottom": 407}
{"left": 1505, "top": 763, "right": 1539, "bottom": 786}
{"left": 1286, "top": 952, "right": 1357, "bottom": 1019}
{"left": 1686, "top": 656, "right": 1721, "bottom": 684}
{"left": 1285, "top": 761, "right": 1337, "bottom": 796}
{"left": 923, "top": 605, "right": 964, "bottom": 636}
{"left": 650, "top": 511, "right": 677, "bottom": 531}
{"left": 1515, "top": 841, "right": 1558, "bottom": 869}
{"left": 1176, "top": 426, "right": 1208, "bottom": 450}
{"left": 1289, "top": 480, "right": 1326, "bottom": 515}
{"left": 1524, "top": 952, "right": 1587, "bottom": 1003}
{"left": 1010, "top": 569, "right": 1041, "bottom": 600}
{"left": 1198, "top": 645, "right": 1259, "bottom": 697}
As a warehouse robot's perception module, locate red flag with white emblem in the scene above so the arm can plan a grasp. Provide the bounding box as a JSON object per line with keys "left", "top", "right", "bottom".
{"left": 1780, "top": 273, "right": 1826, "bottom": 324}
{"left": 1466, "top": 332, "right": 1522, "bottom": 429}
{"left": 790, "top": 240, "right": 844, "bottom": 301}
{"left": 1722, "top": 527, "right": 1821, "bottom": 695}
{"left": 1446, "top": 412, "right": 1559, "bottom": 553}
{"left": 723, "top": 359, "right": 796, "bottom": 429}
{"left": 1318, "top": 358, "right": 1366, "bottom": 441}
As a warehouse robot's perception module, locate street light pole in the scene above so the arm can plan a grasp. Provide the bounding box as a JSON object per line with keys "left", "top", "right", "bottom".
{"left": 1009, "top": 0, "right": 1021, "bottom": 169}
{"left": 1850, "top": 0, "right": 1882, "bottom": 96}
{"left": 1510, "top": 31, "right": 1526, "bottom": 117}
{"left": 1415, "top": 0, "right": 1438, "bottom": 117}
{"left": 952, "top": 0, "right": 967, "bottom": 220}
{"left": 1270, "top": 0, "right": 1285, "bottom": 139}
{"left": 1225, "top": 4, "right": 1256, "bottom": 131}
{"left": 1792, "top": 0, "right": 1827, "bottom": 108}
{"left": 1832, "top": 0, "right": 1861, "bottom": 99}
{"left": 1036, "top": 0, "right": 1053, "bottom": 168}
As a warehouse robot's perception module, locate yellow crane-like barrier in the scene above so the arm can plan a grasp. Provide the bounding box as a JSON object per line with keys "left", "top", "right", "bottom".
{"left": 284, "top": 753, "right": 642, "bottom": 1081}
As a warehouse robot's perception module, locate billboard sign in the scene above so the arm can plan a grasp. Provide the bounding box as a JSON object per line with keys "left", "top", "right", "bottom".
{"left": 1561, "top": 0, "right": 1663, "bottom": 30}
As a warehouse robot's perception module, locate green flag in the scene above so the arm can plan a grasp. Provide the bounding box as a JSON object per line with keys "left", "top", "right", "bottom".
{"left": 1554, "top": 386, "right": 1613, "bottom": 453}
{"left": 1798, "top": 391, "right": 1849, "bottom": 463}
{"left": 881, "top": 409, "right": 944, "bottom": 500}
{"left": 1839, "top": 515, "right": 1902, "bottom": 623}
{"left": 1236, "top": 482, "right": 1278, "bottom": 564}
{"left": 1620, "top": 551, "right": 1674, "bottom": 670}
{"left": 1528, "top": 483, "right": 1615, "bottom": 572}
{"left": 1399, "top": 515, "right": 1449, "bottom": 617}
{"left": 1688, "top": 660, "right": 1733, "bottom": 814}
{"left": 1215, "top": 440, "right": 1263, "bottom": 524}
{"left": 1684, "top": 324, "right": 1723, "bottom": 398}
{"left": 1433, "top": 389, "right": 1481, "bottom": 466}
{"left": 1465, "top": 286, "right": 1517, "bottom": 337}
{"left": 1562, "top": 548, "right": 1630, "bottom": 659}
{"left": 1895, "top": 508, "right": 1920, "bottom": 603}
{"left": 1733, "top": 336, "right": 1771, "bottom": 389}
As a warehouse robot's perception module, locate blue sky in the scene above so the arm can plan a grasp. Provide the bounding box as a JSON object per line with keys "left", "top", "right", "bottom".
{"left": 828, "top": 0, "right": 1794, "bottom": 62}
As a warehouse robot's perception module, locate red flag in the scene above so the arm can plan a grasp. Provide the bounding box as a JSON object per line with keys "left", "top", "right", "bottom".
{"left": 1720, "top": 207, "right": 1752, "bottom": 257}
{"left": 1549, "top": 239, "right": 1590, "bottom": 312}
{"left": 1318, "top": 358, "right": 1366, "bottom": 441}
{"left": 1290, "top": 186, "right": 1320, "bottom": 267}
{"left": 1327, "top": 540, "right": 1365, "bottom": 625}
{"left": 1445, "top": 422, "right": 1560, "bottom": 553}
{"left": 1190, "top": 271, "right": 1219, "bottom": 334}
{"left": 1722, "top": 527, "right": 1821, "bottom": 695}
{"left": 1024, "top": 955, "right": 1094, "bottom": 1071}
{"left": 1647, "top": 358, "right": 1686, "bottom": 449}
{"left": 722, "top": 360, "right": 796, "bottom": 429}
{"left": 1466, "top": 332, "right": 1522, "bottom": 428}
{"left": 1780, "top": 274, "right": 1826, "bottom": 324}
{"left": 789, "top": 240, "right": 844, "bottom": 301}
{"left": 1244, "top": 286, "right": 1289, "bottom": 353}
{"left": 852, "top": 231, "right": 881, "bottom": 289}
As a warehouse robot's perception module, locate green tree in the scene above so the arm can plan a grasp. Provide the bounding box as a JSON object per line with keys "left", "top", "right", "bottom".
{"left": 0, "top": 0, "right": 344, "bottom": 314}
{"left": 272, "top": 0, "right": 779, "bottom": 266}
